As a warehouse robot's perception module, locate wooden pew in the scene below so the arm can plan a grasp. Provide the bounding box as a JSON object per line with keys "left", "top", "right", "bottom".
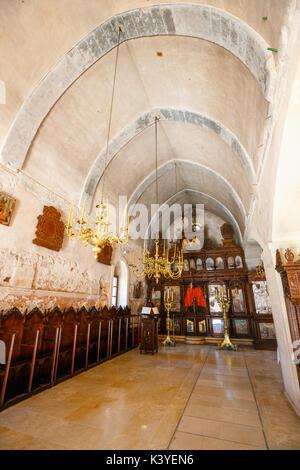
{"left": 88, "top": 307, "right": 101, "bottom": 366}
{"left": 0, "top": 304, "right": 133, "bottom": 410}
{"left": 0, "top": 328, "right": 18, "bottom": 406}
{"left": 40, "top": 307, "right": 63, "bottom": 385}
{"left": 21, "top": 308, "right": 44, "bottom": 393}
{"left": 75, "top": 307, "right": 90, "bottom": 371}
{"left": 56, "top": 307, "right": 78, "bottom": 378}
{"left": 0, "top": 308, "right": 24, "bottom": 401}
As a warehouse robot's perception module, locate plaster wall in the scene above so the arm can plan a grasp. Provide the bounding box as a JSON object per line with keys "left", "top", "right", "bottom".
{"left": 0, "top": 0, "right": 288, "bottom": 150}
{"left": 0, "top": 165, "right": 136, "bottom": 313}
{"left": 247, "top": 4, "right": 300, "bottom": 414}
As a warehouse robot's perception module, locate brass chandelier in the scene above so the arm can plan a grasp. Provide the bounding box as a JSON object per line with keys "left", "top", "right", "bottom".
{"left": 129, "top": 116, "right": 184, "bottom": 284}
{"left": 66, "top": 26, "right": 129, "bottom": 259}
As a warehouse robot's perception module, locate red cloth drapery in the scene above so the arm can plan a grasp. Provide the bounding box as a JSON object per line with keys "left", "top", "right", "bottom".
{"left": 184, "top": 287, "right": 206, "bottom": 307}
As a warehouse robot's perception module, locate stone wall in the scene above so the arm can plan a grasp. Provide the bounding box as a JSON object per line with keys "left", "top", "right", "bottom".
{"left": 0, "top": 166, "right": 141, "bottom": 313}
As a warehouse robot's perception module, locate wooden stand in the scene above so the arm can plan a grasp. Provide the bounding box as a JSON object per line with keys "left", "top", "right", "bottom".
{"left": 140, "top": 315, "right": 159, "bottom": 355}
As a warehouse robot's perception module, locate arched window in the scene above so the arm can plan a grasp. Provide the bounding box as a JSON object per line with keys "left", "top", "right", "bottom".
{"left": 113, "top": 259, "right": 129, "bottom": 307}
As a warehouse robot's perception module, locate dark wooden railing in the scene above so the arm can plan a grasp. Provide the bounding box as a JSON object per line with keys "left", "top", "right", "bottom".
{"left": 0, "top": 305, "right": 140, "bottom": 411}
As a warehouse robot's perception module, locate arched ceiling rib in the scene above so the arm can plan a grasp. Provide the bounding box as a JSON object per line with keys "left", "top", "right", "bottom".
{"left": 0, "top": 3, "right": 275, "bottom": 171}
{"left": 144, "top": 189, "right": 243, "bottom": 245}
{"left": 127, "top": 158, "right": 246, "bottom": 223}
{"left": 80, "top": 107, "right": 256, "bottom": 210}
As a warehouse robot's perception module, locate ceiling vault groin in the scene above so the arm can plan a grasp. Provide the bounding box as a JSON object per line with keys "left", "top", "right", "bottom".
{"left": 144, "top": 189, "right": 243, "bottom": 245}
{"left": 0, "top": 3, "right": 275, "bottom": 171}
{"left": 127, "top": 159, "right": 247, "bottom": 226}
{"left": 80, "top": 107, "right": 256, "bottom": 211}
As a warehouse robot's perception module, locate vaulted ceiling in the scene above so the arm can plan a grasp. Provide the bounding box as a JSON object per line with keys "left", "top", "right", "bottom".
{"left": 0, "top": 1, "right": 293, "bottom": 243}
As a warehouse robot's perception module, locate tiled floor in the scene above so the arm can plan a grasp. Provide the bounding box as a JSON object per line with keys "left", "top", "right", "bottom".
{"left": 0, "top": 345, "right": 299, "bottom": 450}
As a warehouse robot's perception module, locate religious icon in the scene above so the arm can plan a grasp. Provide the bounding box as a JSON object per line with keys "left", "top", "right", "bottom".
{"left": 184, "top": 282, "right": 206, "bottom": 308}
{"left": 183, "top": 259, "right": 189, "bottom": 271}
{"left": 235, "top": 319, "right": 248, "bottom": 335}
{"left": 151, "top": 290, "right": 161, "bottom": 301}
{"left": 228, "top": 256, "right": 235, "bottom": 269}
{"left": 231, "top": 288, "right": 244, "bottom": 313}
{"left": 182, "top": 237, "right": 201, "bottom": 252}
{"left": 0, "top": 192, "right": 15, "bottom": 226}
{"left": 196, "top": 258, "right": 203, "bottom": 270}
{"left": 164, "top": 286, "right": 181, "bottom": 312}
{"left": 186, "top": 319, "right": 194, "bottom": 333}
{"left": 259, "top": 323, "right": 276, "bottom": 339}
{"left": 212, "top": 319, "right": 224, "bottom": 334}
{"left": 206, "top": 257, "right": 215, "bottom": 270}
{"left": 235, "top": 256, "right": 243, "bottom": 269}
{"left": 252, "top": 281, "right": 272, "bottom": 314}
{"left": 208, "top": 284, "right": 223, "bottom": 313}
{"left": 174, "top": 318, "right": 181, "bottom": 334}
{"left": 198, "top": 320, "right": 206, "bottom": 334}
{"left": 189, "top": 258, "right": 196, "bottom": 271}
{"left": 133, "top": 281, "right": 142, "bottom": 299}
{"left": 215, "top": 257, "right": 224, "bottom": 270}
{"left": 151, "top": 290, "right": 161, "bottom": 311}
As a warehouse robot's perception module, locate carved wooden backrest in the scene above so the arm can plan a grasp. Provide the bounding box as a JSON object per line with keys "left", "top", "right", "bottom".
{"left": 0, "top": 308, "right": 24, "bottom": 362}
{"left": 22, "top": 308, "right": 44, "bottom": 359}
{"left": 76, "top": 307, "right": 90, "bottom": 346}
{"left": 101, "top": 305, "right": 111, "bottom": 319}
{"left": 89, "top": 307, "right": 100, "bottom": 341}
{"left": 61, "top": 307, "right": 77, "bottom": 349}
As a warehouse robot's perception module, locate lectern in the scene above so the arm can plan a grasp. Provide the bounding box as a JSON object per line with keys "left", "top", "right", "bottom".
{"left": 139, "top": 307, "right": 159, "bottom": 355}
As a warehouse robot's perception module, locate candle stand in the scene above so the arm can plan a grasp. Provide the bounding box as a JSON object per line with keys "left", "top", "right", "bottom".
{"left": 162, "top": 288, "right": 175, "bottom": 347}
{"left": 216, "top": 287, "right": 238, "bottom": 351}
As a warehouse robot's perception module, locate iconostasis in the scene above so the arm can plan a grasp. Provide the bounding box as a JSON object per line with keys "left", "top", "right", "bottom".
{"left": 148, "top": 228, "right": 276, "bottom": 349}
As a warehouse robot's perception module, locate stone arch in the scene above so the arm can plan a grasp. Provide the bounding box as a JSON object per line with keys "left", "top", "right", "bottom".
{"left": 0, "top": 4, "right": 275, "bottom": 170}
{"left": 80, "top": 108, "right": 256, "bottom": 210}
{"left": 144, "top": 189, "right": 243, "bottom": 246}
{"left": 127, "top": 159, "right": 247, "bottom": 223}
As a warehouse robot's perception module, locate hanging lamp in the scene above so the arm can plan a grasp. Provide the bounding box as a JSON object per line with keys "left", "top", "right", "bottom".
{"left": 66, "top": 27, "right": 129, "bottom": 259}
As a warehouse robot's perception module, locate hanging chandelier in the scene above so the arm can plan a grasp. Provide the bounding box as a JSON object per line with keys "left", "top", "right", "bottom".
{"left": 66, "top": 26, "right": 129, "bottom": 259}
{"left": 129, "top": 116, "right": 184, "bottom": 284}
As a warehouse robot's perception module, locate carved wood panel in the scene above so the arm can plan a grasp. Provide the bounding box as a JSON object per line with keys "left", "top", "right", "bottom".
{"left": 97, "top": 244, "right": 113, "bottom": 266}
{"left": 32, "top": 206, "right": 64, "bottom": 252}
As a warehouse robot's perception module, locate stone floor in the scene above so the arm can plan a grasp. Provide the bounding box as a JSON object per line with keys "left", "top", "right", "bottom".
{"left": 0, "top": 345, "right": 299, "bottom": 450}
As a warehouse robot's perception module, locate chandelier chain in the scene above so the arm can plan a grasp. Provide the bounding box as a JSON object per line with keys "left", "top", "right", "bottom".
{"left": 155, "top": 116, "right": 159, "bottom": 207}
{"left": 101, "top": 26, "right": 122, "bottom": 203}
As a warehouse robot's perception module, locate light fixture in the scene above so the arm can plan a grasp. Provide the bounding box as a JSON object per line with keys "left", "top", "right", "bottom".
{"left": 66, "top": 26, "right": 129, "bottom": 259}
{"left": 129, "top": 116, "right": 184, "bottom": 284}
{"left": 192, "top": 205, "right": 202, "bottom": 232}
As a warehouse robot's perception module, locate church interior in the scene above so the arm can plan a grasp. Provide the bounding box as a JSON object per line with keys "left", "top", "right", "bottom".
{"left": 0, "top": 0, "right": 300, "bottom": 451}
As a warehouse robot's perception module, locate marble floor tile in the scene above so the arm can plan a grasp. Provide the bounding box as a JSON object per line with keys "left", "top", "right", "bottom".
{"left": 0, "top": 345, "right": 299, "bottom": 450}
{"left": 193, "top": 383, "right": 255, "bottom": 401}
{"left": 183, "top": 403, "right": 261, "bottom": 427}
{"left": 177, "top": 415, "right": 266, "bottom": 448}
{"left": 169, "top": 431, "right": 263, "bottom": 450}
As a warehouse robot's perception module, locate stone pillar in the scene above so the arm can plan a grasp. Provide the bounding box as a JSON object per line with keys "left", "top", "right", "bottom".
{"left": 261, "top": 243, "right": 300, "bottom": 416}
